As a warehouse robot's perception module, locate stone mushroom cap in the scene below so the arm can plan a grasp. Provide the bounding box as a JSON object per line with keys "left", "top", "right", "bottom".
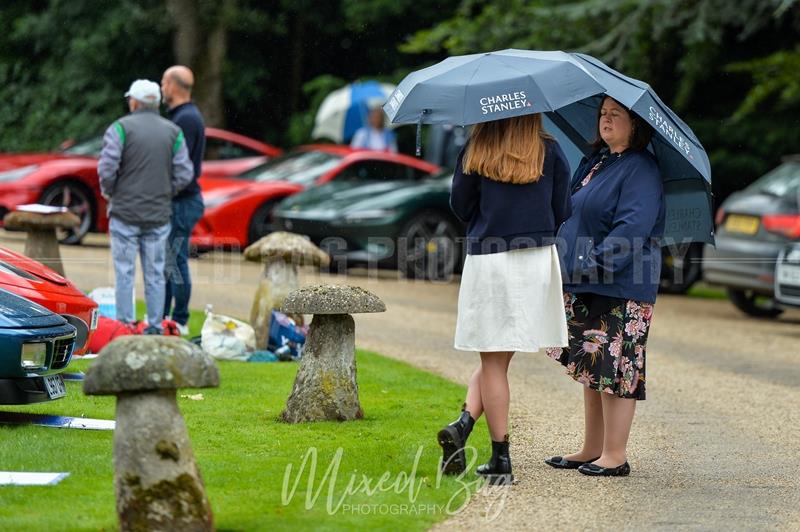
{"left": 83, "top": 336, "right": 220, "bottom": 395}
{"left": 282, "top": 284, "right": 386, "bottom": 315}
{"left": 3, "top": 210, "right": 81, "bottom": 230}
{"left": 244, "top": 231, "right": 330, "bottom": 267}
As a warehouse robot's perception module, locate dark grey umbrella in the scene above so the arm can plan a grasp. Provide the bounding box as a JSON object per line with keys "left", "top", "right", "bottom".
{"left": 546, "top": 53, "right": 715, "bottom": 245}
{"left": 384, "top": 50, "right": 604, "bottom": 125}
{"left": 383, "top": 49, "right": 605, "bottom": 155}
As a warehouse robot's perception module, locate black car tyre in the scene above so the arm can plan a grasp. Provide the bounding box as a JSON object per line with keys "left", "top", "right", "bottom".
{"left": 40, "top": 181, "right": 94, "bottom": 245}
{"left": 247, "top": 200, "right": 279, "bottom": 245}
{"left": 660, "top": 243, "right": 703, "bottom": 294}
{"left": 727, "top": 289, "right": 784, "bottom": 318}
{"left": 398, "top": 210, "right": 463, "bottom": 281}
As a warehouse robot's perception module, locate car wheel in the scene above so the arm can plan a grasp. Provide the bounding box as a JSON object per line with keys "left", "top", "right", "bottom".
{"left": 40, "top": 181, "right": 93, "bottom": 245}
{"left": 398, "top": 210, "right": 462, "bottom": 281}
{"left": 660, "top": 243, "right": 703, "bottom": 294}
{"left": 727, "top": 289, "right": 784, "bottom": 318}
{"left": 247, "top": 200, "right": 279, "bottom": 245}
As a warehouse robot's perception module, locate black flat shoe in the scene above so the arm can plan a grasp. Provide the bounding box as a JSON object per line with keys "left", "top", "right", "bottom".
{"left": 577, "top": 461, "right": 631, "bottom": 477}
{"left": 544, "top": 456, "right": 601, "bottom": 469}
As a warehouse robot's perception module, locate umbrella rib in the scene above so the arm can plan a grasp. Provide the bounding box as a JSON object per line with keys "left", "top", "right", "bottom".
{"left": 461, "top": 59, "right": 484, "bottom": 126}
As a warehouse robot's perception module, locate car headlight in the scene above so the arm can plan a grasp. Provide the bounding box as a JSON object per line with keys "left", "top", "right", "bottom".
{"left": 336, "top": 209, "right": 398, "bottom": 224}
{"left": 0, "top": 165, "right": 39, "bottom": 183}
{"left": 21, "top": 342, "right": 47, "bottom": 369}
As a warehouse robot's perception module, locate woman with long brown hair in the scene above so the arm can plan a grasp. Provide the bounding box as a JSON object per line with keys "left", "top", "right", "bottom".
{"left": 438, "top": 112, "right": 572, "bottom": 485}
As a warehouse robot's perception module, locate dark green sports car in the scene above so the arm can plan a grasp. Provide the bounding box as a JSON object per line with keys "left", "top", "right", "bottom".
{"left": 273, "top": 170, "right": 465, "bottom": 280}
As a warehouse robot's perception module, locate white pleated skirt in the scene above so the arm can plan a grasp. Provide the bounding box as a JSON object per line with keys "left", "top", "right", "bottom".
{"left": 454, "top": 245, "right": 569, "bottom": 352}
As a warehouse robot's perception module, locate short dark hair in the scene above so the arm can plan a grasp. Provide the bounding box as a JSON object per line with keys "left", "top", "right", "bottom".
{"left": 590, "top": 96, "right": 653, "bottom": 152}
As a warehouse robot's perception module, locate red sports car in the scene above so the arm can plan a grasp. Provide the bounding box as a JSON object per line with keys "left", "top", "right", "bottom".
{"left": 0, "top": 246, "right": 98, "bottom": 355}
{"left": 0, "top": 127, "right": 281, "bottom": 244}
{"left": 191, "top": 146, "right": 441, "bottom": 249}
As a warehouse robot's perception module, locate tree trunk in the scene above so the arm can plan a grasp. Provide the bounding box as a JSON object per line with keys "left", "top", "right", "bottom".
{"left": 281, "top": 314, "right": 363, "bottom": 423}
{"left": 166, "top": 0, "right": 233, "bottom": 127}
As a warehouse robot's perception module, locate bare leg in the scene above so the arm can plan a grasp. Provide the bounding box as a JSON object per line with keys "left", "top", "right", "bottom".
{"left": 565, "top": 387, "right": 604, "bottom": 461}
{"left": 479, "top": 351, "right": 514, "bottom": 441}
{"left": 594, "top": 393, "right": 636, "bottom": 467}
{"left": 464, "top": 365, "right": 484, "bottom": 420}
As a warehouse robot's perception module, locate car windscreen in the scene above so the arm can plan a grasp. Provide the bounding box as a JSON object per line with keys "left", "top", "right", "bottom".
{"left": 62, "top": 136, "right": 103, "bottom": 157}
{"left": 746, "top": 162, "right": 800, "bottom": 198}
{"left": 240, "top": 151, "right": 342, "bottom": 186}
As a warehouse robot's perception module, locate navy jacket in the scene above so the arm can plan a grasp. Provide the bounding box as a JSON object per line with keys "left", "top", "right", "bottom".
{"left": 558, "top": 149, "right": 666, "bottom": 303}
{"left": 168, "top": 102, "right": 206, "bottom": 199}
{"left": 450, "top": 139, "right": 572, "bottom": 255}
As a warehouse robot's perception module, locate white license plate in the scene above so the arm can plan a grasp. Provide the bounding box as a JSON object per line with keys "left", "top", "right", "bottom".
{"left": 90, "top": 308, "right": 99, "bottom": 330}
{"left": 43, "top": 375, "right": 66, "bottom": 400}
{"left": 778, "top": 263, "right": 800, "bottom": 285}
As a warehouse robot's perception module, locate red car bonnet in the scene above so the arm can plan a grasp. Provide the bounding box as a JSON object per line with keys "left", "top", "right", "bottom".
{"left": 0, "top": 247, "right": 69, "bottom": 287}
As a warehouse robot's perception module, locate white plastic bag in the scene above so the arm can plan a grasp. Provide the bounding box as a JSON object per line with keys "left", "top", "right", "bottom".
{"left": 201, "top": 305, "right": 256, "bottom": 361}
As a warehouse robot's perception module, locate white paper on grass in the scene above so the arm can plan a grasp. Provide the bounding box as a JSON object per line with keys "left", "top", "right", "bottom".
{"left": 16, "top": 204, "right": 69, "bottom": 214}
{"left": 0, "top": 472, "right": 69, "bottom": 486}
{"left": 62, "top": 418, "right": 115, "bottom": 430}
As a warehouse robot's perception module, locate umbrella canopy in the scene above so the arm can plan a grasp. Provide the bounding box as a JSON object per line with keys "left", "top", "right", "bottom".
{"left": 385, "top": 49, "right": 714, "bottom": 245}
{"left": 384, "top": 50, "right": 605, "bottom": 127}
{"left": 545, "top": 53, "right": 714, "bottom": 245}
{"left": 312, "top": 81, "right": 396, "bottom": 143}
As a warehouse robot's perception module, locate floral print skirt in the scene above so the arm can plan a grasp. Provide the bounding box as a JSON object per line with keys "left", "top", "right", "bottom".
{"left": 546, "top": 292, "right": 654, "bottom": 400}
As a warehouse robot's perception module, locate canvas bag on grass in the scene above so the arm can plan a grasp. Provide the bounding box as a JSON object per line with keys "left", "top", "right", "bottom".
{"left": 201, "top": 305, "right": 256, "bottom": 361}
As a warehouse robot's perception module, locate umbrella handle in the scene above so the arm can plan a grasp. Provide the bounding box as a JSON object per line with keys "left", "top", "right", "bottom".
{"left": 415, "top": 109, "right": 430, "bottom": 157}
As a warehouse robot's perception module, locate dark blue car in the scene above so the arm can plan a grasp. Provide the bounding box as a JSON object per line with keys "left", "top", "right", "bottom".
{"left": 0, "top": 288, "right": 77, "bottom": 404}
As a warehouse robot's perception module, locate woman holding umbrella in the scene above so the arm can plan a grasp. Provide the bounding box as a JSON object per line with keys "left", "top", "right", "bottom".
{"left": 438, "top": 112, "right": 572, "bottom": 485}
{"left": 545, "top": 96, "right": 665, "bottom": 476}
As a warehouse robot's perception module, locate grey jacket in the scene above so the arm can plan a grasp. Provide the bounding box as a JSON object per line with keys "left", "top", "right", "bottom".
{"left": 97, "top": 109, "right": 193, "bottom": 228}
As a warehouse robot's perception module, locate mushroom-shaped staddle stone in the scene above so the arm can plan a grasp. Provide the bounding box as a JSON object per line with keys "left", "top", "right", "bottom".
{"left": 244, "top": 232, "right": 331, "bottom": 349}
{"left": 3, "top": 210, "right": 81, "bottom": 276}
{"left": 84, "top": 336, "right": 219, "bottom": 394}
{"left": 83, "top": 336, "right": 218, "bottom": 532}
{"left": 280, "top": 285, "right": 386, "bottom": 423}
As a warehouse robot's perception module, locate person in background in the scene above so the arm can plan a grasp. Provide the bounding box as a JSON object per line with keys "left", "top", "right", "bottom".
{"left": 160, "top": 65, "right": 206, "bottom": 336}
{"left": 545, "top": 96, "right": 665, "bottom": 477}
{"left": 98, "top": 79, "right": 194, "bottom": 334}
{"left": 350, "top": 106, "right": 398, "bottom": 153}
{"left": 438, "top": 113, "right": 572, "bottom": 485}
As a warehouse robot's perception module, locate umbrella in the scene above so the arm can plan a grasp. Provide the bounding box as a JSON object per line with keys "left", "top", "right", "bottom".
{"left": 312, "top": 81, "right": 396, "bottom": 143}
{"left": 545, "top": 52, "right": 714, "bottom": 245}
{"left": 385, "top": 49, "right": 714, "bottom": 245}
{"left": 384, "top": 49, "right": 605, "bottom": 154}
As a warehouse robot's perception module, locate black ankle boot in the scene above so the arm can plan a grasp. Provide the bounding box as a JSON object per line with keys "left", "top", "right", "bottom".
{"left": 475, "top": 435, "right": 514, "bottom": 485}
{"left": 437, "top": 404, "right": 475, "bottom": 475}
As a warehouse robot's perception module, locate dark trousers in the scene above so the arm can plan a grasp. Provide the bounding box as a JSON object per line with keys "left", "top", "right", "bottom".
{"left": 163, "top": 193, "right": 204, "bottom": 325}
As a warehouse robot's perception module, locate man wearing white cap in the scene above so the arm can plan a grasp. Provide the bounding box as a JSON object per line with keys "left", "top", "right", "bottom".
{"left": 98, "top": 79, "right": 194, "bottom": 334}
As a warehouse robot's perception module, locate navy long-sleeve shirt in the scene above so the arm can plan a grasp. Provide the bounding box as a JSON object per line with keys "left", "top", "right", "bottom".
{"left": 450, "top": 138, "right": 572, "bottom": 255}
{"left": 558, "top": 149, "right": 666, "bottom": 303}
{"left": 167, "top": 102, "right": 206, "bottom": 199}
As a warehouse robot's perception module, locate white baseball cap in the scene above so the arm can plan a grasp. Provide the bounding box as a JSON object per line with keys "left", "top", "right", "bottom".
{"left": 124, "top": 79, "right": 161, "bottom": 105}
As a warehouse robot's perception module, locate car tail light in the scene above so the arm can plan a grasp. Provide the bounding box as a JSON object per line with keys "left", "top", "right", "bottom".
{"left": 714, "top": 207, "right": 726, "bottom": 226}
{"left": 762, "top": 214, "right": 800, "bottom": 238}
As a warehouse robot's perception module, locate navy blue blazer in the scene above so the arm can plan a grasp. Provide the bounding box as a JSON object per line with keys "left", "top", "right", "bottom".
{"left": 558, "top": 149, "right": 666, "bottom": 303}
{"left": 450, "top": 139, "right": 572, "bottom": 255}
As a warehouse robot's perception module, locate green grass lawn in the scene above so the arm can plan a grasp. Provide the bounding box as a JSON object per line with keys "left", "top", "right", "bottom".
{"left": 0, "top": 350, "right": 487, "bottom": 531}
{"left": 685, "top": 283, "right": 727, "bottom": 300}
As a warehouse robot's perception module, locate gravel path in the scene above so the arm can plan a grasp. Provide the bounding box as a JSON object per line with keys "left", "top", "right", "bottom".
{"left": 12, "top": 232, "right": 800, "bottom": 530}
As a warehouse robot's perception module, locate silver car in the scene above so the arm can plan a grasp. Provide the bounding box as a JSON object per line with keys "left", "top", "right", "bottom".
{"left": 703, "top": 157, "right": 800, "bottom": 318}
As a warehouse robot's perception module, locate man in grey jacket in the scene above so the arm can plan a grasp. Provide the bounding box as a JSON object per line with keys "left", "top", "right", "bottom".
{"left": 98, "top": 79, "right": 193, "bottom": 334}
